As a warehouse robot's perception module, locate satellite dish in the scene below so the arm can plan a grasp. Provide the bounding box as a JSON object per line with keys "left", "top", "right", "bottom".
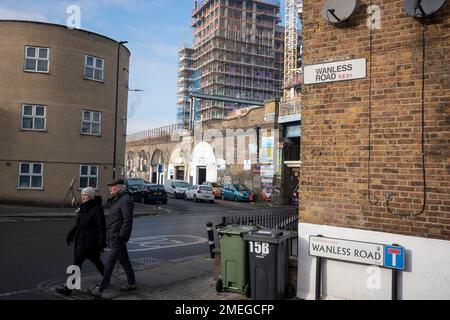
{"left": 404, "top": 0, "right": 446, "bottom": 18}
{"left": 323, "top": 0, "right": 359, "bottom": 24}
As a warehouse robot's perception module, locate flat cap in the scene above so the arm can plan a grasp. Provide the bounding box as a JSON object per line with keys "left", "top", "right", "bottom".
{"left": 107, "top": 178, "right": 124, "bottom": 186}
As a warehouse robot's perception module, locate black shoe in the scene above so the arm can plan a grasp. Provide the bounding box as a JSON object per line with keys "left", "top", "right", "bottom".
{"left": 87, "top": 286, "right": 103, "bottom": 298}
{"left": 119, "top": 283, "right": 137, "bottom": 292}
{"left": 55, "top": 286, "right": 72, "bottom": 296}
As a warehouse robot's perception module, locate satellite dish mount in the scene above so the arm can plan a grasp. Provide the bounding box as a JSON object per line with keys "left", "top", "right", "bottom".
{"left": 323, "top": 0, "right": 359, "bottom": 24}
{"left": 404, "top": 0, "right": 447, "bottom": 18}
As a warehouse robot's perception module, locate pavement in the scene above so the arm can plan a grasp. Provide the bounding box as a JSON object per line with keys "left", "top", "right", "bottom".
{"left": 0, "top": 203, "right": 171, "bottom": 219}
{"left": 38, "top": 254, "right": 249, "bottom": 300}
{"left": 0, "top": 199, "right": 287, "bottom": 219}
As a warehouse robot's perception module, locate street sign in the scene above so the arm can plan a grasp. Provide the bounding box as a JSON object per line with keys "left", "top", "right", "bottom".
{"left": 304, "top": 58, "right": 366, "bottom": 85}
{"left": 309, "top": 236, "right": 384, "bottom": 266}
{"left": 309, "top": 236, "right": 407, "bottom": 270}
{"left": 384, "top": 245, "right": 405, "bottom": 270}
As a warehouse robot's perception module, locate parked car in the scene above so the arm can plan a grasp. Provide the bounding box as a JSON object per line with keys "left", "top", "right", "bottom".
{"left": 202, "top": 182, "right": 223, "bottom": 199}
{"left": 222, "top": 184, "right": 251, "bottom": 202}
{"left": 142, "top": 184, "right": 167, "bottom": 204}
{"left": 185, "top": 185, "right": 215, "bottom": 203}
{"left": 164, "top": 179, "right": 192, "bottom": 199}
{"left": 292, "top": 183, "right": 299, "bottom": 207}
{"left": 124, "top": 177, "right": 147, "bottom": 202}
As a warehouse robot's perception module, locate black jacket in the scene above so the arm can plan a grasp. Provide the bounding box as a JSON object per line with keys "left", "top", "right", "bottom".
{"left": 67, "top": 196, "right": 106, "bottom": 258}
{"left": 106, "top": 191, "right": 134, "bottom": 246}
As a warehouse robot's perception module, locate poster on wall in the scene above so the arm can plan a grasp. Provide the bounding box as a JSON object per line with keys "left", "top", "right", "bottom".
{"left": 260, "top": 165, "right": 274, "bottom": 178}
{"left": 249, "top": 143, "right": 258, "bottom": 163}
{"left": 217, "top": 159, "right": 226, "bottom": 171}
{"left": 259, "top": 136, "right": 274, "bottom": 164}
{"left": 260, "top": 178, "right": 273, "bottom": 201}
{"left": 275, "top": 148, "right": 283, "bottom": 178}
{"left": 244, "top": 159, "right": 252, "bottom": 171}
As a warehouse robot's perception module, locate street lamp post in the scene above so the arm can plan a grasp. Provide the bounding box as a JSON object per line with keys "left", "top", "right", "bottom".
{"left": 113, "top": 40, "right": 128, "bottom": 180}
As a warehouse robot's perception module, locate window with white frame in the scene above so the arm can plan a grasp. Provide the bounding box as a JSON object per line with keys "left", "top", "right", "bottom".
{"left": 81, "top": 110, "right": 101, "bottom": 135}
{"left": 84, "top": 55, "right": 104, "bottom": 81}
{"left": 21, "top": 105, "right": 46, "bottom": 130}
{"left": 79, "top": 165, "right": 98, "bottom": 189}
{"left": 24, "top": 46, "right": 49, "bottom": 72}
{"left": 18, "top": 163, "right": 43, "bottom": 189}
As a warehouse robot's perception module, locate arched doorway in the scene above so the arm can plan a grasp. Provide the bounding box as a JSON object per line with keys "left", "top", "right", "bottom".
{"left": 126, "top": 152, "right": 136, "bottom": 177}
{"left": 138, "top": 150, "right": 149, "bottom": 181}
{"left": 169, "top": 146, "right": 187, "bottom": 181}
{"left": 190, "top": 142, "right": 217, "bottom": 185}
{"left": 150, "top": 149, "right": 165, "bottom": 184}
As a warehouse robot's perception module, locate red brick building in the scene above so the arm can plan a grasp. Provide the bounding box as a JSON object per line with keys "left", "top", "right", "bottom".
{"left": 298, "top": 0, "right": 449, "bottom": 299}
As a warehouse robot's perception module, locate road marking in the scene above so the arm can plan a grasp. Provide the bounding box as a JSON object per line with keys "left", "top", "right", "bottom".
{"left": 106, "top": 235, "right": 208, "bottom": 253}
{"left": 0, "top": 289, "right": 34, "bottom": 298}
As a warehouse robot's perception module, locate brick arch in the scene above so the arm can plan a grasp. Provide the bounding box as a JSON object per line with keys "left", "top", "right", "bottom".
{"left": 151, "top": 149, "right": 164, "bottom": 166}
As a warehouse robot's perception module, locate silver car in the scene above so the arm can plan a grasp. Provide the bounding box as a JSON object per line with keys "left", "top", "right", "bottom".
{"left": 185, "top": 185, "right": 215, "bottom": 203}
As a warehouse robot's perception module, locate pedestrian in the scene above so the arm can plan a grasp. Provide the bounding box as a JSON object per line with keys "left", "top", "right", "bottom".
{"left": 56, "top": 187, "right": 106, "bottom": 296}
{"left": 88, "top": 178, "right": 136, "bottom": 297}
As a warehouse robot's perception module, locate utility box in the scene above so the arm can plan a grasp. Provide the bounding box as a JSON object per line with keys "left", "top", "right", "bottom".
{"left": 217, "top": 225, "right": 257, "bottom": 295}
{"left": 244, "top": 228, "right": 292, "bottom": 300}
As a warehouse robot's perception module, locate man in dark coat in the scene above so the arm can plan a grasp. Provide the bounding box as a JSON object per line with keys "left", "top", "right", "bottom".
{"left": 56, "top": 187, "right": 106, "bottom": 296}
{"left": 88, "top": 178, "right": 136, "bottom": 297}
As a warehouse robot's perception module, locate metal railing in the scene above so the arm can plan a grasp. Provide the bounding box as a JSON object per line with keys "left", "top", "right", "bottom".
{"left": 126, "top": 124, "right": 179, "bottom": 143}
{"left": 279, "top": 99, "right": 301, "bottom": 116}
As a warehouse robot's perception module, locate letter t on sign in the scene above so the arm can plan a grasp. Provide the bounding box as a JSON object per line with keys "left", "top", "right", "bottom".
{"left": 387, "top": 248, "right": 401, "bottom": 267}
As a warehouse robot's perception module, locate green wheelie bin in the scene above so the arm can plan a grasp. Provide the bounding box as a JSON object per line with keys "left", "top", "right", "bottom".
{"left": 216, "top": 225, "right": 257, "bottom": 296}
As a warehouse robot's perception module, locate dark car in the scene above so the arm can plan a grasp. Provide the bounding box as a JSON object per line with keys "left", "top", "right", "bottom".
{"left": 142, "top": 184, "right": 167, "bottom": 204}
{"left": 124, "top": 178, "right": 147, "bottom": 202}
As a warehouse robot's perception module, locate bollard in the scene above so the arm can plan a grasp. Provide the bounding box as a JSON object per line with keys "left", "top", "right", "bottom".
{"left": 206, "top": 222, "right": 215, "bottom": 258}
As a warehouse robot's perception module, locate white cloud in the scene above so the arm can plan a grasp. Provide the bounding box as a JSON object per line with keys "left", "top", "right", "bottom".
{"left": 0, "top": 6, "right": 50, "bottom": 22}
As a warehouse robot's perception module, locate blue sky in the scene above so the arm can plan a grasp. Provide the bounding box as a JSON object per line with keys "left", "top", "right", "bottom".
{"left": 0, "top": 0, "right": 195, "bottom": 134}
{"left": 0, "top": 0, "right": 287, "bottom": 134}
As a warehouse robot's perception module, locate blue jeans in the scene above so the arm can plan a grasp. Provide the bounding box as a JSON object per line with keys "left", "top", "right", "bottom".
{"left": 99, "top": 242, "right": 135, "bottom": 291}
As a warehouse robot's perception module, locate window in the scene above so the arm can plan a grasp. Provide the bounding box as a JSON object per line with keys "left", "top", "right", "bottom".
{"left": 18, "top": 163, "right": 43, "bottom": 189}
{"left": 24, "top": 46, "right": 49, "bottom": 72}
{"left": 79, "top": 165, "right": 98, "bottom": 189}
{"left": 81, "top": 110, "right": 101, "bottom": 135}
{"left": 84, "top": 55, "right": 104, "bottom": 81}
{"left": 21, "top": 105, "right": 46, "bottom": 130}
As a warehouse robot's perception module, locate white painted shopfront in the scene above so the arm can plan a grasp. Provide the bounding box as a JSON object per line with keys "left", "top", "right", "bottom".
{"left": 190, "top": 142, "right": 217, "bottom": 185}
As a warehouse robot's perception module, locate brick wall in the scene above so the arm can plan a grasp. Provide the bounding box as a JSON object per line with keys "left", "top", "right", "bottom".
{"left": 300, "top": 1, "right": 450, "bottom": 240}
{"left": 0, "top": 21, "right": 130, "bottom": 205}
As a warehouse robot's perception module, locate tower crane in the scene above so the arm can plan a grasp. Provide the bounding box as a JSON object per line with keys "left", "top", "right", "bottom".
{"left": 283, "top": 0, "right": 303, "bottom": 101}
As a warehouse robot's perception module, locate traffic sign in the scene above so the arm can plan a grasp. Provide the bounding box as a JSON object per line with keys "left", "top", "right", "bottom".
{"left": 384, "top": 245, "right": 405, "bottom": 270}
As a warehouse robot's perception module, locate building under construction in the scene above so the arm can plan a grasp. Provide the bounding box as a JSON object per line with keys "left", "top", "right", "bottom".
{"left": 177, "top": 0, "right": 287, "bottom": 126}
{"left": 177, "top": 45, "right": 195, "bottom": 128}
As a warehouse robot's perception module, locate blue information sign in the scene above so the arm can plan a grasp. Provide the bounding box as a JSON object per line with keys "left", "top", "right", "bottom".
{"left": 384, "top": 245, "right": 405, "bottom": 270}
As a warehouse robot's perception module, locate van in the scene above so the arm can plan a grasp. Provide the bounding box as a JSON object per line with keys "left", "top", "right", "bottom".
{"left": 164, "top": 179, "right": 192, "bottom": 199}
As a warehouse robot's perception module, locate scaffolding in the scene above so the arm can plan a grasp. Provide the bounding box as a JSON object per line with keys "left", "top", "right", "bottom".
{"left": 280, "top": 0, "right": 302, "bottom": 116}
{"left": 177, "top": 45, "right": 195, "bottom": 128}
{"left": 190, "top": 0, "right": 284, "bottom": 122}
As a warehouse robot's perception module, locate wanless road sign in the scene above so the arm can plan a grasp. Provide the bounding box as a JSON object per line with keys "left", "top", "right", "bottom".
{"left": 309, "top": 236, "right": 406, "bottom": 270}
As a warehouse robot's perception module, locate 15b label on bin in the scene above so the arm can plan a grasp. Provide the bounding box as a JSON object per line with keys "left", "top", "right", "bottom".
{"left": 249, "top": 241, "right": 270, "bottom": 256}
